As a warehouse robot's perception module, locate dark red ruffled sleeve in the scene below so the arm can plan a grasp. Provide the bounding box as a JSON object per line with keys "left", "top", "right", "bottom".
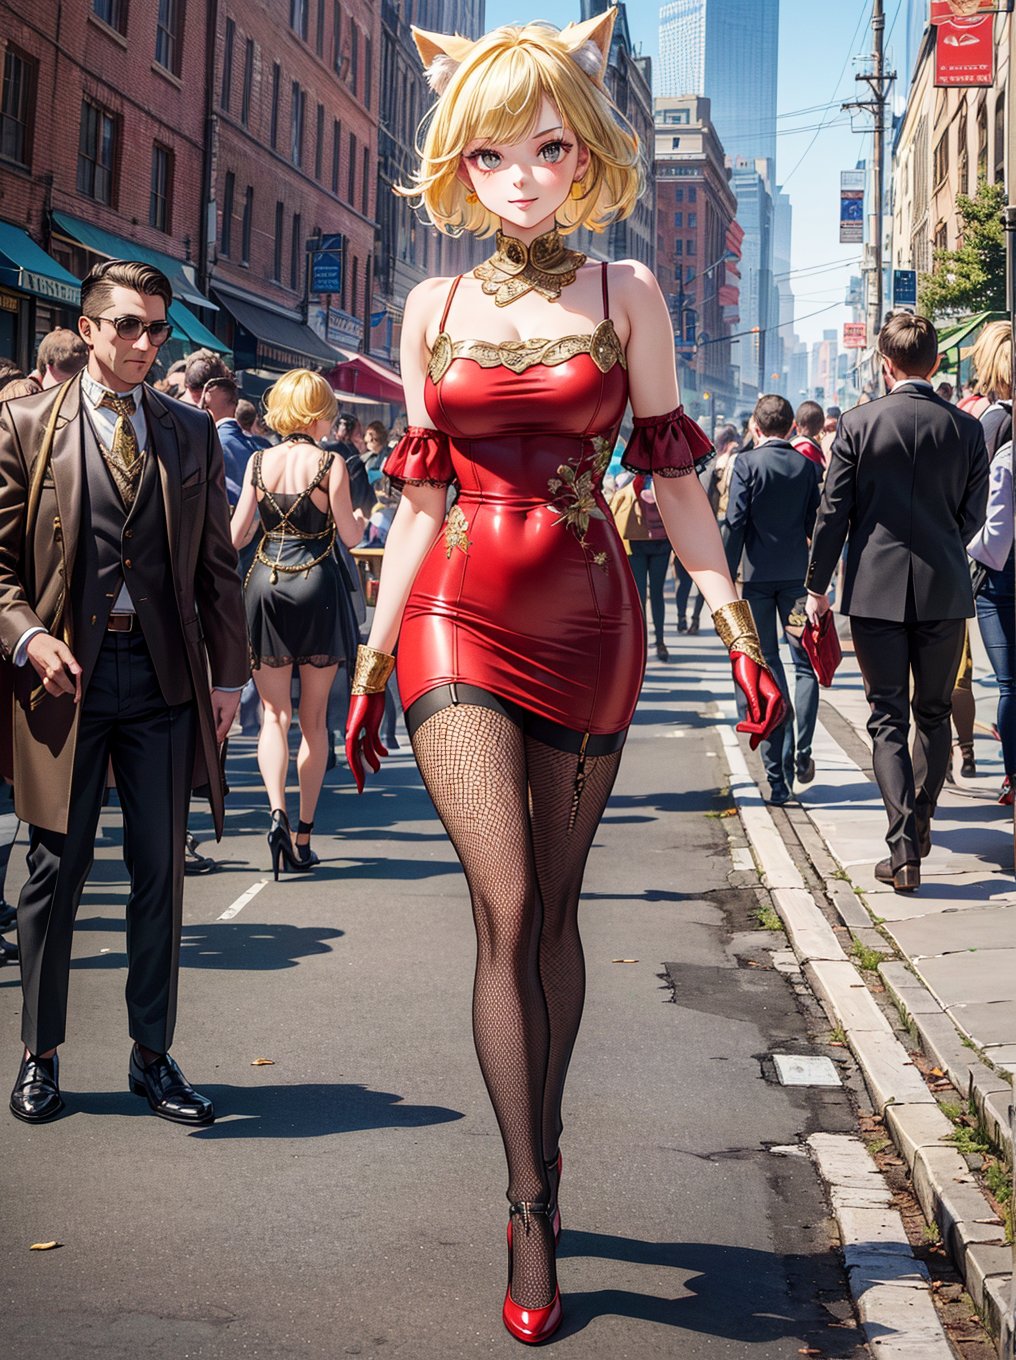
{"left": 621, "top": 406, "right": 713, "bottom": 479}
{"left": 383, "top": 426, "right": 455, "bottom": 489}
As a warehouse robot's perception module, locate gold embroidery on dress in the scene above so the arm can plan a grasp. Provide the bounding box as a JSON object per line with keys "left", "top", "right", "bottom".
{"left": 444, "top": 504, "right": 472, "bottom": 558}
{"left": 427, "top": 318, "right": 626, "bottom": 385}
{"left": 547, "top": 449, "right": 610, "bottom": 573}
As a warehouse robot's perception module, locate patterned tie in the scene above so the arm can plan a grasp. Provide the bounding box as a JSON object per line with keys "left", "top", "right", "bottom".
{"left": 99, "top": 391, "right": 139, "bottom": 467}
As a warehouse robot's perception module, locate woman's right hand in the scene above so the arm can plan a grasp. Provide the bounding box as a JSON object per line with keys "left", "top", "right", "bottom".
{"left": 345, "top": 693, "right": 388, "bottom": 792}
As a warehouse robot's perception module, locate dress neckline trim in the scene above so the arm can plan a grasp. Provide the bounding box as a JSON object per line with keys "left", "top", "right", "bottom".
{"left": 427, "top": 317, "right": 626, "bottom": 385}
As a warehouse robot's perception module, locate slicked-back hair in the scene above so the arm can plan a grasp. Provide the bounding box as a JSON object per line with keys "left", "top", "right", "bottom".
{"left": 752, "top": 394, "right": 794, "bottom": 438}
{"left": 795, "top": 400, "right": 825, "bottom": 438}
{"left": 878, "top": 311, "right": 939, "bottom": 377}
{"left": 80, "top": 259, "right": 173, "bottom": 318}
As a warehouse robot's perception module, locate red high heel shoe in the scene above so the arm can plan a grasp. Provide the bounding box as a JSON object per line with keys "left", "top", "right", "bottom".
{"left": 546, "top": 1152, "right": 563, "bottom": 1243}
{"left": 503, "top": 1202, "right": 562, "bottom": 1345}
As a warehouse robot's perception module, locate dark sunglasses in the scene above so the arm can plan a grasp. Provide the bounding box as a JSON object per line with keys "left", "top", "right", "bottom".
{"left": 87, "top": 314, "right": 174, "bottom": 345}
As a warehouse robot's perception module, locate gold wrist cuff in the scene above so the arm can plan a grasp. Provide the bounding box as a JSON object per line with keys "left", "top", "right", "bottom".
{"left": 712, "top": 599, "right": 767, "bottom": 667}
{"left": 351, "top": 644, "right": 396, "bottom": 696}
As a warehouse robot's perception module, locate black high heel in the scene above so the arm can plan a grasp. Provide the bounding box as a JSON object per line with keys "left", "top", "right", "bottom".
{"left": 267, "top": 809, "right": 305, "bottom": 880}
{"left": 293, "top": 820, "right": 319, "bottom": 869}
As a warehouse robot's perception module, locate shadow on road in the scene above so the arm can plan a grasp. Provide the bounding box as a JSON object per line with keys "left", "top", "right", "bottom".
{"left": 67, "top": 922, "right": 345, "bottom": 971}
{"left": 556, "top": 1231, "right": 860, "bottom": 1353}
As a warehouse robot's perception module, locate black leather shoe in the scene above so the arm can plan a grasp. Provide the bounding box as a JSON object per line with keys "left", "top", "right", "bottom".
{"left": 0, "top": 934, "right": 18, "bottom": 965}
{"left": 10, "top": 1052, "right": 64, "bottom": 1123}
{"left": 128, "top": 1045, "right": 215, "bottom": 1125}
{"left": 875, "top": 858, "right": 920, "bottom": 892}
{"left": 915, "top": 814, "right": 932, "bottom": 859}
{"left": 768, "top": 782, "right": 792, "bottom": 806}
{"left": 796, "top": 756, "right": 816, "bottom": 784}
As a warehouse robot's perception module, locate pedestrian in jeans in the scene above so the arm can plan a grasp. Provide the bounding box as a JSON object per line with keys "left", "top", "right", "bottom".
{"left": 968, "top": 439, "right": 1015, "bottom": 805}
{"left": 806, "top": 313, "right": 989, "bottom": 891}
{"left": 612, "top": 474, "right": 673, "bottom": 661}
{"left": 723, "top": 395, "right": 821, "bottom": 804}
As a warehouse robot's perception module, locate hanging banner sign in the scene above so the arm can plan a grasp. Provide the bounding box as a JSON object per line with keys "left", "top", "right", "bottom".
{"left": 931, "top": 1, "right": 995, "bottom": 21}
{"left": 893, "top": 269, "right": 918, "bottom": 308}
{"left": 839, "top": 171, "right": 865, "bottom": 244}
{"left": 843, "top": 322, "right": 867, "bottom": 350}
{"left": 934, "top": 16, "right": 995, "bottom": 86}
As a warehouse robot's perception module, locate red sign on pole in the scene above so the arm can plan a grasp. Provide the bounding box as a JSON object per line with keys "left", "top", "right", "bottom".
{"left": 934, "top": 16, "right": 995, "bottom": 87}
{"left": 931, "top": 1, "right": 995, "bottom": 21}
{"left": 843, "top": 323, "right": 867, "bottom": 350}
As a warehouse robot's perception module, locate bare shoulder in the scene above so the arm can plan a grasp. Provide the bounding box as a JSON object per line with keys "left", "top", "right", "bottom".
{"left": 406, "top": 275, "right": 455, "bottom": 320}
{"left": 608, "top": 258, "right": 664, "bottom": 302}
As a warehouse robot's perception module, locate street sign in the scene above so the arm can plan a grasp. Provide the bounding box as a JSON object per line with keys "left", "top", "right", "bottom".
{"left": 934, "top": 15, "right": 994, "bottom": 87}
{"left": 843, "top": 322, "right": 867, "bottom": 349}
{"left": 893, "top": 269, "right": 918, "bottom": 308}
{"left": 310, "top": 233, "right": 343, "bottom": 295}
{"left": 840, "top": 171, "right": 865, "bottom": 245}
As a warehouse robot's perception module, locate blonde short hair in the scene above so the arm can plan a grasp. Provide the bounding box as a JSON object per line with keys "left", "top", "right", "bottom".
{"left": 400, "top": 23, "right": 642, "bottom": 238}
{"left": 970, "top": 320, "right": 1012, "bottom": 402}
{"left": 263, "top": 369, "right": 337, "bottom": 438}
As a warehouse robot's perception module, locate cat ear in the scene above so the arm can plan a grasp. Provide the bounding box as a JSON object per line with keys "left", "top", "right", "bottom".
{"left": 560, "top": 8, "right": 617, "bottom": 84}
{"left": 411, "top": 26, "right": 477, "bottom": 94}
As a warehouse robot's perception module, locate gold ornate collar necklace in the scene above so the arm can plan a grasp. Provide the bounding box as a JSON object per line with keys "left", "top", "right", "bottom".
{"left": 473, "top": 227, "right": 587, "bottom": 307}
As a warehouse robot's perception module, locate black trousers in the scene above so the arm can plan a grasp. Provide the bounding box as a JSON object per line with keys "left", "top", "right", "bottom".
{"left": 17, "top": 631, "right": 196, "bottom": 1055}
{"left": 850, "top": 615, "right": 965, "bottom": 868}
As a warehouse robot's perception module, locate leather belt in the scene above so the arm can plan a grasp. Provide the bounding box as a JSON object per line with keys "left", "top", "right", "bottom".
{"left": 106, "top": 612, "right": 135, "bottom": 633}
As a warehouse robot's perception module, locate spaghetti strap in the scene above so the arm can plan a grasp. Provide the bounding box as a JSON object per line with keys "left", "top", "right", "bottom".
{"left": 439, "top": 275, "right": 463, "bottom": 333}
{"left": 306, "top": 450, "right": 335, "bottom": 495}
{"left": 601, "top": 261, "right": 609, "bottom": 320}
{"left": 252, "top": 448, "right": 264, "bottom": 489}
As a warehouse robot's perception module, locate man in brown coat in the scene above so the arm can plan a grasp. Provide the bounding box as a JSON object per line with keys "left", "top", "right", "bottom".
{"left": 0, "top": 259, "right": 248, "bottom": 1124}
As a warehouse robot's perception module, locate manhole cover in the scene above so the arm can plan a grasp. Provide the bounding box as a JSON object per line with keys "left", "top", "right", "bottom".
{"left": 772, "top": 1053, "right": 842, "bottom": 1087}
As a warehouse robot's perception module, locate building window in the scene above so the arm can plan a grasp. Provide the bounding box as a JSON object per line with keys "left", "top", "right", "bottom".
{"left": 688, "top": 187, "right": 697, "bottom": 202}
{"left": 149, "top": 143, "right": 173, "bottom": 232}
{"left": 352, "top": 255, "right": 359, "bottom": 318}
{"left": 290, "top": 212, "right": 302, "bottom": 290}
{"left": 270, "top": 63, "right": 281, "bottom": 150}
{"left": 221, "top": 19, "right": 235, "bottom": 112}
{"left": 686, "top": 238, "right": 696, "bottom": 255}
{"left": 347, "top": 131, "right": 356, "bottom": 202}
{"left": 155, "top": 0, "right": 182, "bottom": 76}
{"left": 273, "top": 200, "right": 284, "bottom": 281}
{"left": 934, "top": 220, "right": 947, "bottom": 252}
{"left": 291, "top": 82, "right": 304, "bottom": 168}
{"left": 933, "top": 133, "right": 949, "bottom": 186}
{"left": 688, "top": 212, "right": 697, "bottom": 228}
{"left": 977, "top": 102, "right": 988, "bottom": 181}
{"left": 221, "top": 171, "right": 235, "bottom": 255}
{"left": 350, "top": 24, "right": 359, "bottom": 95}
{"left": 92, "top": 0, "right": 126, "bottom": 33}
{"left": 365, "top": 36, "right": 373, "bottom": 110}
{"left": 316, "top": 0, "right": 325, "bottom": 56}
{"left": 77, "top": 99, "right": 117, "bottom": 204}
{"left": 995, "top": 100, "right": 1005, "bottom": 182}
{"left": 331, "top": 118, "right": 341, "bottom": 194}
{"left": 670, "top": 136, "right": 681, "bottom": 150}
{"left": 333, "top": 2, "right": 343, "bottom": 74}
{"left": 241, "top": 186, "right": 253, "bottom": 265}
{"left": 361, "top": 143, "right": 369, "bottom": 215}
{"left": 1, "top": 46, "right": 35, "bottom": 168}
{"left": 674, "top": 188, "right": 683, "bottom": 203}
{"left": 290, "top": 0, "right": 308, "bottom": 41}
{"left": 315, "top": 101, "right": 324, "bottom": 180}
{"left": 241, "top": 39, "right": 254, "bottom": 127}
{"left": 675, "top": 240, "right": 683, "bottom": 256}
{"left": 674, "top": 211, "right": 683, "bottom": 228}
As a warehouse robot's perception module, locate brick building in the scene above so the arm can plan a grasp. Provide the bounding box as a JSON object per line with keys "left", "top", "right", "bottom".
{"left": 0, "top": 0, "right": 220, "bottom": 371}
{"left": 654, "top": 95, "right": 738, "bottom": 421}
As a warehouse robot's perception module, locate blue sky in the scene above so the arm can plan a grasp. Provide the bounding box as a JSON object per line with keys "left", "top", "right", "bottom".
{"left": 483, "top": 2, "right": 893, "bottom": 347}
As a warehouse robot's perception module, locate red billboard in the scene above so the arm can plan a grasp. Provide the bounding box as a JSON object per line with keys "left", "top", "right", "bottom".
{"left": 931, "top": 1, "right": 995, "bottom": 20}
{"left": 843, "top": 323, "right": 867, "bottom": 350}
{"left": 934, "top": 15, "right": 995, "bottom": 87}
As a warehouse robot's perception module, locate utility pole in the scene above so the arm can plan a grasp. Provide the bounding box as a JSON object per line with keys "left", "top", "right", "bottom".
{"left": 844, "top": 0, "right": 895, "bottom": 347}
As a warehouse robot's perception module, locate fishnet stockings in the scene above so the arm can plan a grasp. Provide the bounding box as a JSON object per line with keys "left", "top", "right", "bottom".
{"left": 411, "top": 703, "right": 622, "bottom": 1309}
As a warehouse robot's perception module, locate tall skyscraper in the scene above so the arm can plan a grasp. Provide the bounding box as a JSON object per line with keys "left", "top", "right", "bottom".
{"left": 658, "top": 0, "right": 779, "bottom": 179}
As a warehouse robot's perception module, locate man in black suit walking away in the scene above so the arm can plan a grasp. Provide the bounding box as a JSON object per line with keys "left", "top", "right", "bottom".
{"left": 805, "top": 313, "right": 989, "bottom": 891}
{"left": 724, "top": 395, "right": 822, "bottom": 805}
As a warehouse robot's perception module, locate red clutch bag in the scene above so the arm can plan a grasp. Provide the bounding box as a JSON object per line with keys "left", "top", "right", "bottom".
{"left": 802, "top": 612, "right": 843, "bottom": 687}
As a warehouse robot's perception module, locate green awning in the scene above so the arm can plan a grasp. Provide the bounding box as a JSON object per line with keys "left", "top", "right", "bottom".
{"left": 168, "top": 300, "right": 230, "bottom": 357}
{"left": 0, "top": 222, "right": 80, "bottom": 305}
{"left": 51, "top": 211, "right": 215, "bottom": 312}
{"left": 936, "top": 310, "right": 1005, "bottom": 356}
{"left": 214, "top": 287, "right": 343, "bottom": 371}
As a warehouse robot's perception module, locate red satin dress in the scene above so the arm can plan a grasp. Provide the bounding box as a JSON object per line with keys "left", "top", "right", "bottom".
{"left": 385, "top": 266, "right": 712, "bottom": 741}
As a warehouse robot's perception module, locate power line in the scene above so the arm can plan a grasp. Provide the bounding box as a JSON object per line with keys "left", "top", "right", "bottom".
{"left": 698, "top": 302, "right": 842, "bottom": 347}
{"left": 782, "top": 2, "right": 873, "bottom": 187}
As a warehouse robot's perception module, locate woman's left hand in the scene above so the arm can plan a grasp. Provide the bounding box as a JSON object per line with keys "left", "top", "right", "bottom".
{"left": 731, "top": 652, "right": 787, "bottom": 750}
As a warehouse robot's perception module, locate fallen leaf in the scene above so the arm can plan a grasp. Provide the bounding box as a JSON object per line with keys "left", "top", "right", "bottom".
{"left": 30, "top": 1241, "right": 61, "bottom": 1251}
{"left": 929, "top": 1066, "right": 945, "bottom": 1077}
{"left": 250, "top": 1057, "right": 275, "bottom": 1066}
{"left": 611, "top": 959, "right": 639, "bottom": 965}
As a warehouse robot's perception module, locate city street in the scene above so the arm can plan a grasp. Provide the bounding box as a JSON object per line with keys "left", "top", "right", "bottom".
{"left": 2, "top": 645, "right": 869, "bottom": 1360}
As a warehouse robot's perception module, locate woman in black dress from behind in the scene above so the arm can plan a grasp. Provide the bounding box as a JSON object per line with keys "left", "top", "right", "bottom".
{"left": 231, "top": 370, "right": 364, "bottom": 874}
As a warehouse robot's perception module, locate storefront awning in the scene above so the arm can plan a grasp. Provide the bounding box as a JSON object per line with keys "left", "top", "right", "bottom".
{"left": 0, "top": 222, "right": 80, "bottom": 306}
{"left": 329, "top": 352, "right": 404, "bottom": 404}
{"left": 51, "top": 212, "right": 215, "bottom": 312}
{"left": 168, "top": 300, "right": 230, "bottom": 357}
{"left": 214, "top": 287, "right": 344, "bottom": 371}
{"left": 936, "top": 310, "right": 1005, "bottom": 357}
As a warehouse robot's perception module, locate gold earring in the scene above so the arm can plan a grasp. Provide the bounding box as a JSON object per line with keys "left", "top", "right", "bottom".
{"left": 465, "top": 190, "right": 478, "bottom": 204}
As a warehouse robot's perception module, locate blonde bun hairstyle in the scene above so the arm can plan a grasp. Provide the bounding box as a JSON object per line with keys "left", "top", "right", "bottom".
{"left": 263, "top": 369, "right": 337, "bottom": 438}
{"left": 400, "top": 21, "right": 642, "bottom": 239}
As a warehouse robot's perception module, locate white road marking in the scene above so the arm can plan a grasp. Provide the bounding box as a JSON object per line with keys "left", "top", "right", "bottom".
{"left": 218, "top": 880, "right": 269, "bottom": 921}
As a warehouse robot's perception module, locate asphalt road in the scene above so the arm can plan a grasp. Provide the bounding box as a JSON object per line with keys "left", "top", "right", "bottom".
{"left": 1, "top": 639, "right": 869, "bottom": 1359}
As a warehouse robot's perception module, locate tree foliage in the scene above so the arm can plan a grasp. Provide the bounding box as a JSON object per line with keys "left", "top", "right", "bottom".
{"left": 918, "top": 180, "right": 1007, "bottom": 320}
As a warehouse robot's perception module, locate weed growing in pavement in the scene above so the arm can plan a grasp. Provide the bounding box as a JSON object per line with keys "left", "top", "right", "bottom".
{"left": 829, "top": 1024, "right": 847, "bottom": 1045}
{"left": 830, "top": 868, "right": 849, "bottom": 881}
{"left": 755, "top": 903, "right": 782, "bottom": 932}
{"left": 960, "top": 1035, "right": 976, "bottom": 1050}
{"left": 922, "top": 1222, "right": 941, "bottom": 1244}
{"left": 939, "top": 1100, "right": 964, "bottom": 1122}
{"left": 851, "top": 939, "right": 888, "bottom": 971}
{"left": 867, "top": 1136, "right": 891, "bottom": 1156}
{"left": 948, "top": 1124, "right": 989, "bottom": 1158}
{"left": 984, "top": 1161, "right": 1012, "bottom": 1207}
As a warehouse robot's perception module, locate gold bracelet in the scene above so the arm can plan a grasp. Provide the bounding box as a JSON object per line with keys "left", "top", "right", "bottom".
{"left": 711, "top": 599, "right": 767, "bottom": 668}
{"left": 350, "top": 644, "right": 396, "bottom": 696}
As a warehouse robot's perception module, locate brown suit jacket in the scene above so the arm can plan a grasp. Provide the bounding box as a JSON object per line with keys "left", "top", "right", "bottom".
{"left": 0, "top": 373, "right": 249, "bottom": 836}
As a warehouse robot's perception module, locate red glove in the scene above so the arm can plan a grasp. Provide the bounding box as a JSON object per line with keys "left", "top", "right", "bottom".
{"left": 345, "top": 693, "right": 389, "bottom": 793}
{"left": 731, "top": 650, "right": 787, "bottom": 750}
